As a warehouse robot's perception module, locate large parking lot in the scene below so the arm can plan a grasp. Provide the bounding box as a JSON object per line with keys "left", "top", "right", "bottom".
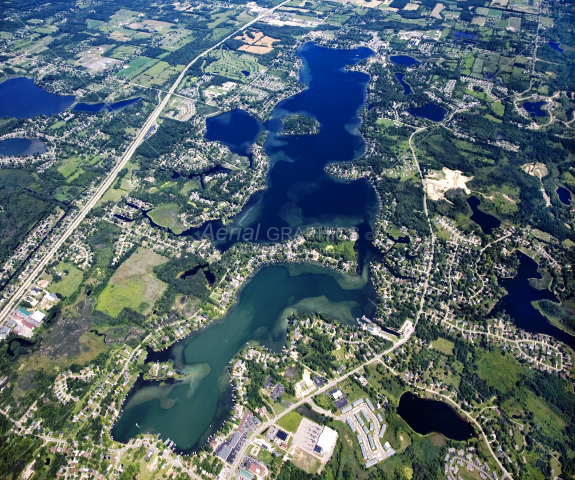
{"left": 292, "top": 417, "right": 323, "bottom": 455}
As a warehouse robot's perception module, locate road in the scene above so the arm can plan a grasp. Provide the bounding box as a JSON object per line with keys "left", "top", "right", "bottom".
{"left": 0, "top": 1, "right": 289, "bottom": 326}
{"left": 226, "top": 330, "right": 413, "bottom": 477}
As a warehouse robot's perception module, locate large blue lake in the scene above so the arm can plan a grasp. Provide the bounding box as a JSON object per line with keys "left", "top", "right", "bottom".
{"left": 113, "top": 42, "right": 381, "bottom": 453}
{"left": 0, "top": 77, "right": 75, "bottom": 119}
{"left": 189, "top": 42, "right": 379, "bottom": 250}
{"left": 390, "top": 55, "right": 420, "bottom": 67}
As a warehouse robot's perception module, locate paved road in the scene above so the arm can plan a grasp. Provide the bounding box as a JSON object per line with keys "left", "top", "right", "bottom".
{"left": 0, "top": 0, "right": 289, "bottom": 326}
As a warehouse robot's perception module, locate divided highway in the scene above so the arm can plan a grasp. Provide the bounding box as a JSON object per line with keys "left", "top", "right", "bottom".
{"left": 0, "top": 1, "right": 289, "bottom": 325}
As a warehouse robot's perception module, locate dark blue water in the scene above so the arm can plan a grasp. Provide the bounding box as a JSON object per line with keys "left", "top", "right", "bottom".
{"left": 494, "top": 251, "right": 574, "bottom": 349}
{"left": 395, "top": 73, "right": 413, "bottom": 95}
{"left": 0, "top": 77, "right": 75, "bottom": 119}
{"left": 0, "top": 138, "right": 46, "bottom": 157}
{"left": 72, "top": 97, "right": 141, "bottom": 113}
{"left": 193, "top": 43, "right": 378, "bottom": 250}
{"left": 389, "top": 55, "right": 420, "bottom": 67}
{"left": 467, "top": 196, "right": 500, "bottom": 235}
{"left": 454, "top": 31, "right": 477, "bottom": 39}
{"left": 548, "top": 41, "right": 564, "bottom": 52}
{"left": 556, "top": 186, "right": 571, "bottom": 205}
{"left": 241, "top": 70, "right": 250, "bottom": 77}
{"left": 205, "top": 107, "right": 263, "bottom": 158}
{"left": 407, "top": 103, "right": 446, "bottom": 122}
{"left": 523, "top": 101, "right": 547, "bottom": 117}
{"left": 397, "top": 392, "right": 475, "bottom": 441}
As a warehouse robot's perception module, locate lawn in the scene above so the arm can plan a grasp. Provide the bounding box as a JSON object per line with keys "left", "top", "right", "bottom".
{"left": 48, "top": 263, "right": 84, "bottom": 298}
{"left": 95, "top": 247, "right": 168, "bottom": 317}
{"left": 276, "top": 411, "right": 303, "bottom": 433}
{"left": 204, "top": 50, "right": 263, "bottom": 81}
{"left": 431, "top": 337, "right": 454, "bottom": 355}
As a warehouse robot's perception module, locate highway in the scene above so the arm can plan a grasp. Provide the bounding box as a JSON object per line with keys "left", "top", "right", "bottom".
{"left": 0, "top": 1, "right": 288, "bottom": 325}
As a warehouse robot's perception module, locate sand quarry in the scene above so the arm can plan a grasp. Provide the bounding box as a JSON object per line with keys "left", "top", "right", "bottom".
{"left": 521, "top": 162, "right": 549, "bottom": 179}
{"left": 424, "top": 167, "right": 473, "bottom": 201}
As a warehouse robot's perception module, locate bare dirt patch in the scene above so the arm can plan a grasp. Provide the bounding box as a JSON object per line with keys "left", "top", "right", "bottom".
{"left": 430, "top": 2, "right": 445, "bottom": 18}
{"left": 291, "top": 446, "right": 322, "bottom": 474}
{"left": 521, "top": 162, "right": 549, "bottom": 179}
{"left": 234, "top": 31, "right": 279, "bottom": 55}
{"left": 425, "top": 167, "right": 473, "bottom": 201}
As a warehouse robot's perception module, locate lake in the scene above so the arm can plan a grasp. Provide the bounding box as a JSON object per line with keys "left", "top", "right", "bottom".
{"left": 205, "top": 107, "right": 263, "bottom": 158}
{"left": 0, "top": 138, "right": 47, "bottom": 157}
{"left": 494, "top": 251, "right": 575, "bottom": 349}
{"left": 467, "top": 196, "right": 500, "bottom": 235}
{"left": 395, "top": 73, "right": 413, "bottom": 95}
{"left": 523, "top": 101, "right": 547, "bottom": 117}
{"left": 407, "top": 103, "right": 447, "bottom": 122}
{"left": 72, "top": 97, "right": 141, "bottom": 113}
{"left": 111, "top": 262, "right": 377, "bottom": 453}
{"left": 0, "top": 77, "right": 75, "bottom": 119}
{"left": 556, "top": 185, "right": 571, "bottom": 205}
{"left": 548, "top": 41, "right": 564, "bottom": 52}
{"left": 389, "top": 55, "right": 420, "bottom": 67}
{"left": 187, "top": 42, "right": 379, "bottom": 250}
{"left": 397, "top": 392, "right": 475, "bottom": 441}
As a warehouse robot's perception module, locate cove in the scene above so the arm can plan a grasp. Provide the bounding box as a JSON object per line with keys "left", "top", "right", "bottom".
{"left": 72, "top": 97, "right": 141, "bottom": 113}
{"left": 397, "top": 392, "right": 475, "bottom": 441}
{"left": 188, "top": 43, "right": 379, "bottom": 251}
{"left": 407, "top": 103, "right": 446, "bottom": 122}
{"left": 389, "top": 55, "right": 420, "bottom": 67}
{"left": 395, "top": 73, "right": 413, "bottom": 95}
{"left": 111, "top": 262, "right": 377, "bottom": 452}
{"left": 467, "top": 196, "right": 500, "bottom": 235}
{"left": 493, "top": 251, "right": 575, "bottom": 349}
{"left": 0, "top": 138, "right": 46, "bottom": 157}
{"left": 523, "top": 101, "right": 547, "bottom": 117}
{"left": 0, "top": 77, "right": 75, "bottom": 119}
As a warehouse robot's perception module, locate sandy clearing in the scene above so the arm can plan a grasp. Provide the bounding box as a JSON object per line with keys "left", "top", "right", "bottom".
{"left": 521, "top": 162, "right": 549, "bottom": 179}
{"left": 425, "top": 167, "right": 473, "bottom": 201}
{"left": 430, "top": 2, "right": 445, "bottom": 18}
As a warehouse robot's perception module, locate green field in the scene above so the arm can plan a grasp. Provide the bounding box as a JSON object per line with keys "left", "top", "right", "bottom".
{"left": 95, "top": 247, "right": 168, "bottom": 317}
{"left": 48, "top": 263, "right": 84, "bottom": 298}
{"left": 147, "top": 203, "right": 186, "bottom": 234}
{"left": 431, "top": 337, "right": 454, "bottom": 355}
{"left": 117, "top": 56, "right": 157, "bottom": 78}
{"left": 476, "top": 350, "right": 524, "bottom": 394}
{"left": 276, "top": 411, "right": 303, "bottom": 433}
{"left": 491, "top": 100, "right": 505, "bottom": 116}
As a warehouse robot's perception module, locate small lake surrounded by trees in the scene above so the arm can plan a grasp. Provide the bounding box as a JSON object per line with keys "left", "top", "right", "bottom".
{"left": 523, "top": 101, "right": 547, "bottom": 117}
{"left": 548, "top": 41, "right": 564, "bottom": 52}
{"left": 389, "top": 55, "right": 420, "bottom": 67}
{"left": 467, "top": 196, "right": 500, "bottom": 235}
{"left": 0, "top": 138, "right": 47, "bottom": 157}
{"left": 395, "top": 73, "right": 413, "bottom": 95}
{"left": 493, "top": 251, "right": 575, "bottom": 349}
{"left": 0, "top": 77, "right": 75, "bottom": 119}
{"left": 111, "top": 262, "right": 377, "bottom": 453}
{"left": 397, "top": 392, "right": 475, "bottom": 441}
{"left": 556, "top": 185, "right": 571, "bottom": 205}
{"left": 407, "top": 103, "right": 447, "bottom": 122}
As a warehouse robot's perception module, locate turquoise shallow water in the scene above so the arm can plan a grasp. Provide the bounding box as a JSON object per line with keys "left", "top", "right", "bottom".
{"left": 111, "top": 262, "right": 376, "bottom": 452}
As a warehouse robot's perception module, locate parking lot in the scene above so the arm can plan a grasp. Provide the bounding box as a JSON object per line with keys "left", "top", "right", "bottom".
{"left": 292, "top": 417, "right": 323, "bottom": 455}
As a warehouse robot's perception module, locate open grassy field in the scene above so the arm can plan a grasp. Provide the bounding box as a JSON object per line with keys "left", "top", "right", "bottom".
{"left": 148, "top": 203, "right": 186, "bottom": 234}
{"left": 276, "top": 410, "right": 303, "bottom": 433}
{"left": 48, "top": 263, "right": 84, "bottom": 298}
{"left": 95, "top": 247, "right": 168, "bottom": 317}
{"left": 431, "top": 337, "right": 454, "bottom": 355}
{"left": 57, "top": 154, "right": 100, "bottom": 182}
{"left": 476, "top": 349, "right": 524, "bottom": 394}
{"left": 117, "top": 56, "right": 157, "bottom": 78}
